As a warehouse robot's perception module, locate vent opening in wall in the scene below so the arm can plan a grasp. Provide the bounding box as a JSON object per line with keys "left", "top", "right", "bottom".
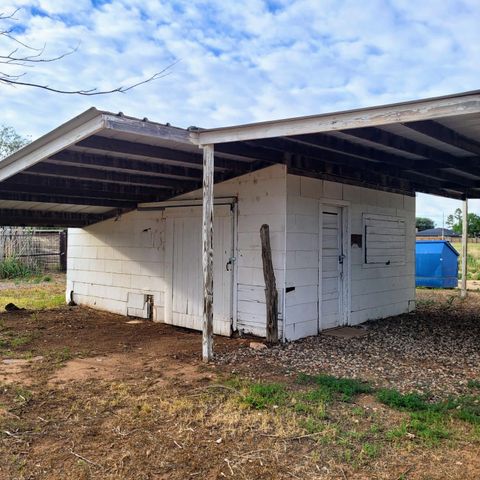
{"left": 363, "top": 214, "right": 406, "bottom": 266}
{"left": 127, "top": 292, "right": 154, "bottom": 319}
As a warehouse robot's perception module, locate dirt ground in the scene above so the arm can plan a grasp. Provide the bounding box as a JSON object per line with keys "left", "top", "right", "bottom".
{"left": 1, "top": 287, "right": 480, "bottom": 479}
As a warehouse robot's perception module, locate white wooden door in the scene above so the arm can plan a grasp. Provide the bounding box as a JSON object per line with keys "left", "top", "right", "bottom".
{"left": 320, "top": 206, "right": 345, "bottom": 330}
{"left": 165, "top": 205, "right": 234, "bottom": 336}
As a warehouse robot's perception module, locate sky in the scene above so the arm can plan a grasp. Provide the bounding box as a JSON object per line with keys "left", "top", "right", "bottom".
{"left": 1, "top": 0, "right": 480, "bottom": 222}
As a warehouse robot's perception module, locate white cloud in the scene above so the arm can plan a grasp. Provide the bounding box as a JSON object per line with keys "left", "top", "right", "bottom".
{"left": 1, "top": 0, "right": 480, "bottom": 217}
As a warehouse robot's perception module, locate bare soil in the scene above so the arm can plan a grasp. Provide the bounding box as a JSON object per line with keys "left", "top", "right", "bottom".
{"left": 1, "top": 291, "right": 480, "bottom": 479}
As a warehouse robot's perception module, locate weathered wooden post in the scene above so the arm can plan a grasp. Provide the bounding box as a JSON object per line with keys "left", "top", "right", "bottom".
{"left": 461, "top": 198, "right": 468, "bottom": 299}
{"left": 260, "top": 224, "right": 278, "bottom": 344}
{"left": 202, "top": 144, "right": 215, "bottom": 361}
{"left": 59, "top": 230, "right": 67, "bottom": 272}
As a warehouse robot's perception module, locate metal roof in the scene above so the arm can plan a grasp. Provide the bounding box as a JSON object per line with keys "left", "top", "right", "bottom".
{"left": 416, "top": 228, "right": 460, "bottom": 237}
{"left": 2, "top": 91, "right": 480, "bottom": 227}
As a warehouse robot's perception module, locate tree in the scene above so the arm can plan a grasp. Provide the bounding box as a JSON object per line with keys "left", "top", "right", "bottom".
{"left": 0, "top": 125, "right": 29, "bottom": 159}
{"left": 0, "top": 9, "right": 173, "bottom": 95}
{"left": 446, "top": 208, "right": 462, "bottom": 233}
{"left": 415, "top": 217, "right": 435, "bottom": 231}
{"left": 445, "top": 208, "right": 480, "bottom": 237}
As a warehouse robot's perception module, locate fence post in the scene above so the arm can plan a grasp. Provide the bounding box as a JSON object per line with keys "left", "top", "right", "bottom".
{"left": 59, "top": 230, "right": 68, "bottom": 272}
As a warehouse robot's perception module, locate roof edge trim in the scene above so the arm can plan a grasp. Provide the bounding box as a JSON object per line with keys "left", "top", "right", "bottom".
{"left": 197, "top": 90, "right": 480, "bottom": 144}
{"left": 0, "top": 107, "right": 106, "bottom": 182}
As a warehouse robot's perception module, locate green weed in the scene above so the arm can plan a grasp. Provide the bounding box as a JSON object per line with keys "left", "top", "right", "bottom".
{"left": 376, "top": 389, "right": 430, "bottom": 411}
{"left": 47, "top": 347, "right": 73, "bottom": 365}
{"left": 297, "top": 373, "right": 372, "bottom": 401}
{"left": 387, "top": 411, "right": 450, "bottom": 446}
{"left": 467, "top": 379, "right": 480, "bottom": 390}
{"left": 0, "top": 257, "right": 39, "bottom": 279}
{"left": 242, "top": 382, "right": 287, "bottom": 409}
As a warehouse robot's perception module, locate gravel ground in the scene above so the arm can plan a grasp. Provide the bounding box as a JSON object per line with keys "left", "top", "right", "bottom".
{"left": 217, "top": 290, "right": 480, "bottom": 398}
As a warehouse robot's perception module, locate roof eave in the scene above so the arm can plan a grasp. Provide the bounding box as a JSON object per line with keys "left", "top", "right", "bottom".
{"left": 0, "top": 107, "right": 107, "bottom": 182}
{"left": 196, "top": 90, "right": 480, "bottom": 145}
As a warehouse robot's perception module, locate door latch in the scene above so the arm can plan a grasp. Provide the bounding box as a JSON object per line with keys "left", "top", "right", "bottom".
{"left": 226, "top": 256, "right": 236, "bottom": 271}
{"left": 338, "top": 254, "right": 345, "bottom": 264}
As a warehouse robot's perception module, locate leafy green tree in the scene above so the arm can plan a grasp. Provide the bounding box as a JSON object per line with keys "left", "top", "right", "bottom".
{"left": 467, "top": 213, "right": 480, "bottom": 237}
{"left": 0, "top": 125, "right": 29, "bottom": 159}
{"left": 415, "top": 217, "right": 435, "bottom": 231}
{"left": 445, "top": 208, "right": 480, "bottom": 236}
{"left": 446, "top": 208, "right": 462, "bottom": 233}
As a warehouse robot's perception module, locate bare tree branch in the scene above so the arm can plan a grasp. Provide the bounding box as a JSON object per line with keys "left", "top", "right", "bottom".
{"left": 0, "top": 65, "right": 176, "bottom": 95}
{"left": 0, "top": 8, "right": 176, "bottom": 95}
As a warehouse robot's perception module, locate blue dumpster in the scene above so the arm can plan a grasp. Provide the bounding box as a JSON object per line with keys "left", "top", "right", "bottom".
{"left": 416, "top": 240, "right": 459, "bottom": 288}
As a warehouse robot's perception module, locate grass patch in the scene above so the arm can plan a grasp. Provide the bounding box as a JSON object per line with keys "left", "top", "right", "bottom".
{"left": 0, "top": 257, "right": 39, "bottom": 279}
{"left": 467, "top": 379, "right": 480, "bottom": 390}
{"left": 388, "top": 411, "right": 450, "bottom": 446}
{"left": 0, "top": 331, "right": 35, "bottom": 354}
{"left": 0, "top": 284, "right": 64, "bottom": 310}
{"left": 376, "top": 389, "right": 430, "bottom": 411}
{"left": 242, "top": 382, "right": 288, "bottom": 409}
{"left": 46, "top": 347, "right": 74, "bottom": 365}
{"left": 297, "top": 373, "right": 373, "bottom": 401}
{"left": 454, "top": 396, "right": 480, "bottom": 425}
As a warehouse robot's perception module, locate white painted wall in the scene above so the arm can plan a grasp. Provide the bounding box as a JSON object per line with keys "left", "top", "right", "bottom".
{"left": 67, "top": 164, "right": 287, "bottom": 337}
{"left": 285, "top": 174, "right": 416, "bottom": 341}
{"left": 68, "top": 165, "right": 415, "bottom": 342}
{"left": 67, "top": 210, "right": 166, "bottom": 319}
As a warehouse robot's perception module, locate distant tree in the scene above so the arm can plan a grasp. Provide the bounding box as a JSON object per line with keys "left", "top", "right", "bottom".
{"left": 467, "top": 213, "right": 480, "bottom": 237}
{"left": 445, "top": 208, "right": 480, "bottom": 237}
{"left": 446, "top": 208, "right": 462, "bottom": 233}
{"left": 415, "top": 217, "right": 435, "bottom": 231}
{"left": 0, "top": 125, "right": 29, "bottom": 159}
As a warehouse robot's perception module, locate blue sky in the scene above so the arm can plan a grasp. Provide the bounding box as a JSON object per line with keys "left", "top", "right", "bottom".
{"left": 1, "top": 0, "right": 480, "bottom": 221}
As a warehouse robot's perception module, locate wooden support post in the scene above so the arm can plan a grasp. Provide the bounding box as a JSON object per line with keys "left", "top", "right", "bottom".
{"left": 59, "top": 230, "right": 67, "bottom": 272}
{"left": 461, "top": 198, "right": 468, "bottom": 298}
{"left": 202, "top": 144, "right": 214, "bottom": 361}
{"left": 260, "top": 224, "right": 279, "bottom": 344}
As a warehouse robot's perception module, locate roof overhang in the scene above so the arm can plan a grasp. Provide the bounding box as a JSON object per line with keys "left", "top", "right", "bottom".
{"left": 0, "top": 108, "right": 261, "bottom": 226}
{"left": 192, "top": 90, "right": 480, "bottom": 200}
{"left": 2, "top": 90, "right": 480, "bottom": 227}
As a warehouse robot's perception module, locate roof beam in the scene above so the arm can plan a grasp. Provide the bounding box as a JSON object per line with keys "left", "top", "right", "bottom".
{"left": 343, "top": 127, "right": 480, "bottom": 184}
{"left": 403, "top": 120, "right": 480, "bottom": 156}
{"left": 50, "top": 150, "right": 203, "bottom": 181}
{"left": 0, "top": 208, "right": 113, "bottom": 227}
{"left": 75, "top": 136, "right": 250, "bottom": 172}
{"left": 0, "top": 190, "right": 136, "bottom": 208}
{"left": 1, "top": 174, "right": 173, "bottom": 202}
{"left": 344, "top": 126, "right": 470, "bottom": 167}
{"left": 249, "top": 137, "right": 475, "bottom": 191}
{"left": 289, "top": 133, "right": 417, "bottom": 168}
{"left": 288, "top": 158, "right": 466, "bottom": 199}
{"left": 26, "top": 162, "right": 201, "bottom": 191}
{"left": 287, "top": 154, "right": 468, "bottom": 198}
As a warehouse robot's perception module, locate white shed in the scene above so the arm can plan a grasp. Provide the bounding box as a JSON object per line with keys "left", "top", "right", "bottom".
{"left": 1, "top": 91, "right": 479, "bottom": 357}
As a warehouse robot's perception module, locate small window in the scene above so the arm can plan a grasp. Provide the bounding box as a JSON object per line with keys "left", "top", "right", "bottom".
{"left": 363, "top": 214, "right": 406, "bottom": 266}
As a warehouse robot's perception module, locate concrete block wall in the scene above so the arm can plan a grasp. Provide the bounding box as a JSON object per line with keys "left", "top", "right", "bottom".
{"left": 285, "top": 174, "right": 416, "bottom": 341}
{"left": 176, "top": 164, "right": 287, "bottom": 337}
{"left": 68, "top": 164, "right": 287, "bottom": 337}
{"left": 68, "top": 165, "right": 414, "bottom": 341}
{"left": 67, "top": 210, "right": 166, "bottom": 319}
